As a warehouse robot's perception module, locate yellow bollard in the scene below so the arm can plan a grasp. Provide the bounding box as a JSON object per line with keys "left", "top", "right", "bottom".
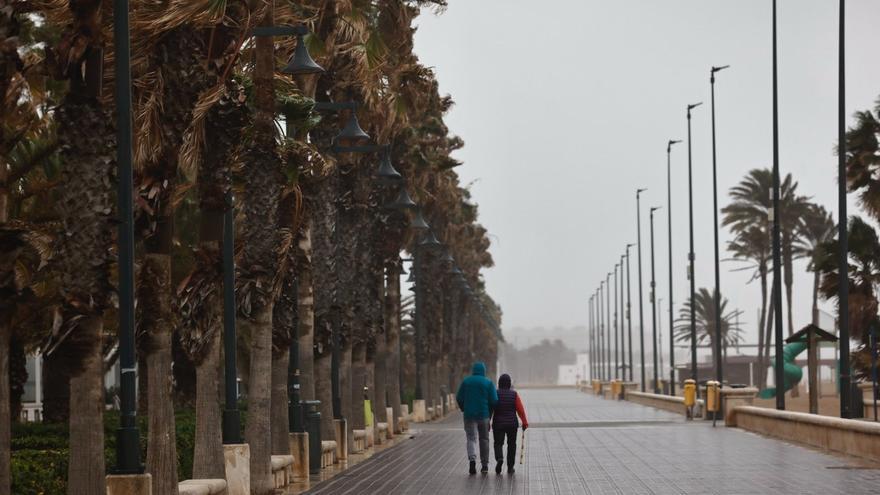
{"left": 683, "top": 379, "right": 696, "bottom": 420}
{"left": 706, "top": 380, "right": 721, "bottom": 426}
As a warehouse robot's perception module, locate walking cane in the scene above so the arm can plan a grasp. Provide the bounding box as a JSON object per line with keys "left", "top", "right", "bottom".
{"left": 520, "top": 429, "right": 526, "bottom": 465}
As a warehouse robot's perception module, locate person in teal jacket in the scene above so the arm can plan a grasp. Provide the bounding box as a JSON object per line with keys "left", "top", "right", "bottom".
{"left": 456, "top": 362, "right": 498, "bottom": 474}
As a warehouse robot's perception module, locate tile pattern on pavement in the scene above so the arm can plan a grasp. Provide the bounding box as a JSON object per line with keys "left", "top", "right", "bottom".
{"left": 302, "top": 389, "right": 880, "bottom": 494}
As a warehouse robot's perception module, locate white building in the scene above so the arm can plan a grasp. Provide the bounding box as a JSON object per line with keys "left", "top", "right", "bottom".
{"left": 557, "top": 353, "right": 590, "bottom": 385}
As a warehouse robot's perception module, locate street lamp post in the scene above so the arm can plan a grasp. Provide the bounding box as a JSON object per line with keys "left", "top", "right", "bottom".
{"left": 589, "top": 295, "right": 594, "bottom": 381}
{"left": 593, "top": 288, "right": 602, "bottom": 380}
{"left": 636, "top": 188, "right": 648, "bottom": 390}
{"left": 710, "top": 64, "right": 729, "bottom": 387}
{"left": 599, "top": 283, "right": 605, "bottom": 380}
{"left": 626, "top": 244, "right": 635, "bottom": 382}
{"left": 650, "top": 206, "right": 662, "bottom": 394}
{"left": 222, "top": 193, "right": 242, "bottom": 443}
{"left": 770, "top": 0, "right": 785, "bottom": 411}
{"left": 620, "top": 254, "right": 627, "bottom": 379}
{"left": 666, "top": 139, "right": 681, "bottom": 395}
{"left": 837, "top": 0, "right": 851, "bottom": 419}
{"left": 687, "top": 102, "right": 702, "bottom": 386}
{"left": 606, "top": 272, "right": 612, "bottom": 380}
{"left": 112, "top": 0, "right": 141, "bottom": 472}
{"left": 614, "top": 263, "right": 620, "bottom": 380}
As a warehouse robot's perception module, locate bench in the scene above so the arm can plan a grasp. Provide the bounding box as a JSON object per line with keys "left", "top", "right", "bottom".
{"left": 320, "top": 440, "right": 337, "bottom": 468}
{"left": 270, "top": 455, "right": 294, "bottom": 488}
{"left": 178, "top": 479, "right": 227, "bottom": 495}
{"left": 352, "top": 429, "right": 367, "bottom": 452}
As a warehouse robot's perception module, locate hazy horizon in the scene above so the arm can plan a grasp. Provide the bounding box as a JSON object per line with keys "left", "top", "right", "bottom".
{"left": 414, "top": 0, "right": 880, "bottom": 349}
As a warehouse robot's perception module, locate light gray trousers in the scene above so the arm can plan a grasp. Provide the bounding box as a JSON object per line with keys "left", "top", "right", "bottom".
{"left": 464, "top": 418, "right": 490, "bottom": 463}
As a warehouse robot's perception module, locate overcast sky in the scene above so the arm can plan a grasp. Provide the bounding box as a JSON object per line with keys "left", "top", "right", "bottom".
{"left": 413, "top": 0, "right": 880, "bottom": 346}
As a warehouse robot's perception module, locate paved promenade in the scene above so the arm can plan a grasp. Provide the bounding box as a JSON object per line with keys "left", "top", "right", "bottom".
{"left": 303, "top": 389, "right": 880, "bottom": 494}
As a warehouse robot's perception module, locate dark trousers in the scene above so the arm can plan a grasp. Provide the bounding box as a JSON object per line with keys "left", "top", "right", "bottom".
{"left": 493, "top": 426, "right": 517, "bottom": 466}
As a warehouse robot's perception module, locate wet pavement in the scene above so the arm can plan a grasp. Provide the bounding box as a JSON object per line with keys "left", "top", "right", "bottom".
{"left": 300, "top": 388, "right": 880, "bottom": 494}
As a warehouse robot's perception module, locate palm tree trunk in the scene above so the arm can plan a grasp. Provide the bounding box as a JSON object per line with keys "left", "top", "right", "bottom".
{"left": 243, "top": 309, "right": 273, "bottom": 494}
{"left": 0, "top": 316, "right": 10, "bottom": 492}
{"left": 243, "top": 1, "right": 281, "bottom": 491}
{"left": 296, "top": 227, "right": 315, "bottom": 401}
{"left": 373, "top": 333, "right": 387, "bottom": 425}
{"left": 812, "top": 270, "right": 820, "bottom": 325}
{"left": 192, "top": 334, "right": 224, "bottom": 478}
{"left": 314, "top": 350, "right": 334, "bottom": 440}
{"left": 271, "top": 348, "right": 290, "bottom": 455}
{"left": 67, "top": 316, "right": 105, "bottom": 495}
{"left": 339, "top": 343, "right": 358, "bottom": 444}
{"left": 384, "top": 264, "right": 401, "bottom": 433}
{"left": 341, "top": 342, "right": 354, "bottom": 451}
{"left": 141, "top": 228, "right": 179, "bottom": 495}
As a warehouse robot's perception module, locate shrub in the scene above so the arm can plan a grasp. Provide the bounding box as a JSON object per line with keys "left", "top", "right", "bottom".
{"left": 11, "top": 408, "right": 202, "bottom": 490}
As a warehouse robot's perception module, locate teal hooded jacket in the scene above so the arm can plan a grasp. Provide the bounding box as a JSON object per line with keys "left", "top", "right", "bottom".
{"left": 456, "top": 362, "right": 498, "bottom": 420}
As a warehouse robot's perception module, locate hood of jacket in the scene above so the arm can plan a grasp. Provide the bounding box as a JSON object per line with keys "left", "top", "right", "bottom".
{"left": 471, "top": 362, "right": 486, "bottom": 376}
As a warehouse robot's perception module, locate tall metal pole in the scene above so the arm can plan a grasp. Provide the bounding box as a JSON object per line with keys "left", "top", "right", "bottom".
{"left": 599, "top": 282, "right": 605, "bottom": 380}
{"left": 288, "top": 276, "right": 303, "bottom": 432}
{"left": 414, "top": 246, "right": 424, "bottom": 400}
{"left": 113, "top": 0, "right": 142, "bottom": 473}
{"left": 614, "top": 264, "right": 620, "bottom": 380}
{"left": 606, "top": 273, "right": 612, "bottom": 380}
{"left": 588, "top": 294, "right": 593, "bottom": 380}
{"left": 687, "top": 102, "right": 702, "bottom": 386}
{"left": 770, "top": 0, "right": 785, "bottom": 411}
{"left": 667, "top": 140, "right": 681, "bottom": 395}
{"left": 636, "top": 188, "right": 648, "bottom": 390}
{"left": 620, "top": 254, "right": 627, "bottom": 379}
{"left": 626, "top": 244, "right": 635, "bottom": 382}
{"left": 837, "top": 0, "right": 851, "bottom": 419}
{"left": 711, "top": 64, "right": 729, "bottom": 387}
{"left": 222, "top": 193, "right": 242, "bottom": 443}
{"left": 593, "top": 287, "right": 602, "bottom": 380}
{"left": 650, "top": 206, "right": 661, "bottom": 394}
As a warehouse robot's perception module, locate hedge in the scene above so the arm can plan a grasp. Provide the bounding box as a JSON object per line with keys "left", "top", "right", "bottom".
{"left": 11, "top": 409, "right": 200, "bottom": 494}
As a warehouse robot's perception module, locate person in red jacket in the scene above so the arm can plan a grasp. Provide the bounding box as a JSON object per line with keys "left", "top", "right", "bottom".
{"left": 491, "top": 374, "right": 528, "bottom": 474}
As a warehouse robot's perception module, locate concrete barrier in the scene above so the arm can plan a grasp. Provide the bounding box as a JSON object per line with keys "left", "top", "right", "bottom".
{"left": 859, "top": 382, "right": 878, "bottom": 419}
{"left": 107, "top": 474, "right": 152, "bottom": 495}
{"left": 224, "top": 443, "right": 250, "bottom": 495}
{"left": 720, "top": 387, "right": 758, "bottom": 426}
{"left": 732, "top": 405, "right": 880, "bottom": 463}
{"left": 352, "top": 429, "right": 367, "bottom": 452}
{"left": 288, "top": 432, "right": 309, "bottom": 482}
{"left": 626, "top": 391, "right": 704, "bottom": 417}
{"left": 385, "top": 407, "right": 395, "bottom": 439}
{"left": 412, "top": 400, "right": 427, "bottom": 423}
{"left": 334, "top": 419, "right": 348, "bottom": 461}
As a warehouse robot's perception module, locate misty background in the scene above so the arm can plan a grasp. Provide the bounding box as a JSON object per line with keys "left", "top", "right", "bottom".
{"left": 412, "top": 1, "right": 880, "bottom": 377}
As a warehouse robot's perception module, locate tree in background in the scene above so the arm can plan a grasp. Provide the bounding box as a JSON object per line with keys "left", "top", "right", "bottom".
{"left": 673, "top": 288, "right": 744, "bottom": 371}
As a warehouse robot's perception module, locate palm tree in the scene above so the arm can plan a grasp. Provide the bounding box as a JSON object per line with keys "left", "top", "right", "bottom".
{"left": 722, "top": 168, "right": 810, "bottom": 338}
{"left": 238, "top": 1, "right": 283, "bottom": 490}
{"left": 673, "top": 288, "right": 744, "bottom": 372}
{"left": 726, "top": 225, "right": 771, "bottom": 387}
{"left": 794, "top": 204, "right": 836, "bottom": 325}
{"left": 48, "top": 0, "right": 116, "bottom": 488}
{"left": 817, "top": 216, "right": 880, "bottom": 379}
{"left": 842, "top": 97, "right": 880, "bottom": 218}
{"left": 177, "top": 83, "right": 249, "bottom": 479}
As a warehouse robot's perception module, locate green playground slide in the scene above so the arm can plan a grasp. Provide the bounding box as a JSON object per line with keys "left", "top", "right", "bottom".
{"left": 758, "top": 341, "right": 807, "bottom": 399}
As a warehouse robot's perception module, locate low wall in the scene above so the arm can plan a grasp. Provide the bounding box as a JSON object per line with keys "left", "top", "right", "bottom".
{"left": 626, "top": 391, "right": 703, "bottom": 417}
{"left": 733, "top": 406, "right": 880, "bottom": 463}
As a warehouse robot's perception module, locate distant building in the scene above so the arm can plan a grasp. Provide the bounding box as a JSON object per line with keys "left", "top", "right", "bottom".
{"left": 557, "top": 353, "right": 589, "bottom": 385}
